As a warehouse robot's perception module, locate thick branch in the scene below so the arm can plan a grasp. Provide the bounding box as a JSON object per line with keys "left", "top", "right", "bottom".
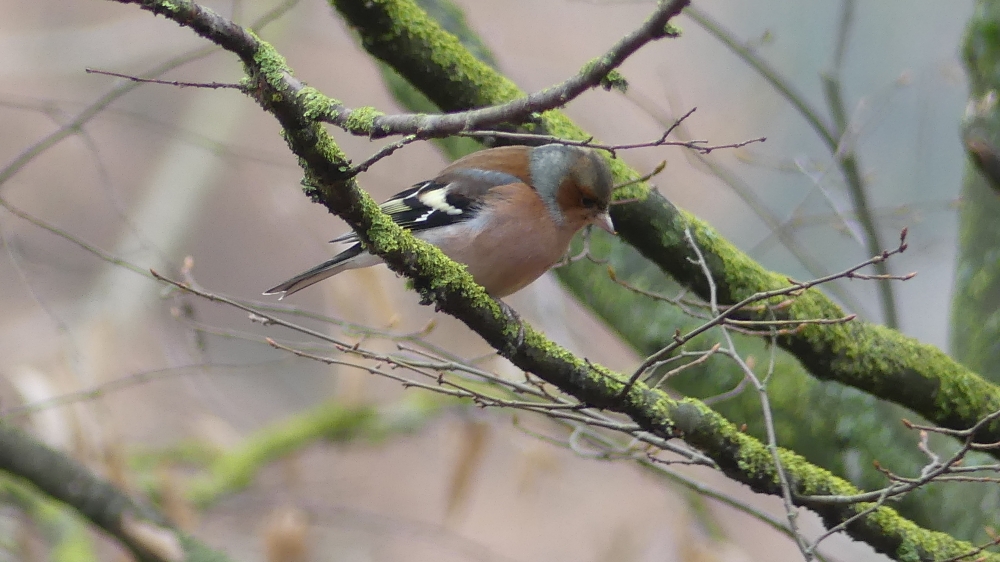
{"left": 329, "top": 0, "right": 1000, "bottom": 459}
{"left": 323, "top": 0, "right": 683, "bottom": 138}
{"left": 0, "top": 422, "right": 229, "bottom": 562}
{"left": 106, "top": 1, "right": 1000, "bottom": 560}
{"left": 955, "top": 0, "right": 1000, "bottom": 383}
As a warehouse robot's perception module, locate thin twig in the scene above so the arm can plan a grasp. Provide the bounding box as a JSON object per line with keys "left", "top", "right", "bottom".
{"left": 687, "top": 4, "right": 898, "bottom": 328}
{"left": 685, "top": 227, "right": 811, "bottom": 558}
{"left": 85, "top": 68, "right": 243, "bottom": 89}
{"left": 621, "top": 228, "right": 910, "bottom": 394}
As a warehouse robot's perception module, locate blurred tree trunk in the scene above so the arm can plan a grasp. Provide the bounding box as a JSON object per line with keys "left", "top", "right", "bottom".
{"left": 956, "top": 0, "right": 1000, "bottom": 384}
{"left": 939, "top": 0, "right": 1000, "bottom": 539}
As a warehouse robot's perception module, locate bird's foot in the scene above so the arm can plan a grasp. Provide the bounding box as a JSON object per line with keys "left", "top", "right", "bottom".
{"left": 497, "top": 299, "right": 525, "bottom": 354}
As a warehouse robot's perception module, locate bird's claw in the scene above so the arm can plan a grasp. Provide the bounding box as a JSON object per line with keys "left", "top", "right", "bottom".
{"left": 497, "top": 300, "right": 525, "bottom": 353}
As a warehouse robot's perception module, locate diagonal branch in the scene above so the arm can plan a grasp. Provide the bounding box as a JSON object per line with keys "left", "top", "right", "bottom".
{"left": 320, "top": 0, "right": 685, "bottom": 138}
{"left": 103, "top": 1, "right": 1000, "bottom": 560}
{"left": 0, "top": 422, "right": 230, "bottom": 562}
{"left": 329, "top": 0, "right": 1000, "bottom": 462}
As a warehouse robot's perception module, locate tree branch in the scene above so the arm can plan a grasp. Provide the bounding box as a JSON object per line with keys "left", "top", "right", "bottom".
{"left": 0, "top": 422, "right": 230, "bottom": 562}
{"left": 329, "top": 0, "right": 1000, "bottom": 460}
{"left": 320, "top": 0, "right": 684, "bottom": 138}
{"left": 102, "top": 0, "right": 1000, "bottom": 559}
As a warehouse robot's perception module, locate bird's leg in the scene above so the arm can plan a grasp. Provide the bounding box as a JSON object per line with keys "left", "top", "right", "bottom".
{"left": 497, "top": 299, "right": 525, "bottom": 353}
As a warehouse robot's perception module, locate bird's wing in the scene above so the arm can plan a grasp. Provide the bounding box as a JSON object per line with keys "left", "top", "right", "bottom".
{"left": 330, "top": 168, "right": 525, "bottom": 244}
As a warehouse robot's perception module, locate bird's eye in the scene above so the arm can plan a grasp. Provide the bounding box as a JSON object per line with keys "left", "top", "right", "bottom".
{"left": 581, "top": 196, "right": 599, "bottom": 208}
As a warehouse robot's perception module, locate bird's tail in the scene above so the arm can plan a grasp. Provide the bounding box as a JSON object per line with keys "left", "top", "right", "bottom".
{"left": 263, "top": 244, "right": 372, "bottom": 298}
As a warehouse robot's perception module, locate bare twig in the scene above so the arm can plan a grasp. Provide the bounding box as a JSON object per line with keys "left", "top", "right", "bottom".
{"left": 621, "top": 228, "right": 911, "bottom": 395}
{"left": 85, "top": 68, "right": 243, "bottom": 89}
{"left": 687, "top": 4, "right": 898, "bottom": 328}
{"left": 684, "top": 227, "right": 810, "bottom": 558}
{"left": 450, "top": 108, "right": 765, "bottom": 158}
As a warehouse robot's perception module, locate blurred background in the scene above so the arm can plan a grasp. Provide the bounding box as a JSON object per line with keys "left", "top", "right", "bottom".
{"left": 0, "top": 0, "right": 976, "bottom": 560}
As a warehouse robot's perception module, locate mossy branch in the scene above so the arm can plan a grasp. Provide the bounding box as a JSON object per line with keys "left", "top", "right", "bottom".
{"left": 954, "top": 0, "right": 1000, "bottom": 384}
{"left": 0, "top": 474, "right": 98, "bottom": 561}
{"left": 0, "top": 422, "right": 232, "bottom": 562}
{"left": 104, "top": 0, "right": 1000, "bottom": 559}
{"left": 326, "top": 0, "right": 1000, "bottom": 459}
{"left": 319, "top": 0, "right": 685, "bottom": 138}
{"left": 184, "top": 394, "right": 456, "bottom": 507}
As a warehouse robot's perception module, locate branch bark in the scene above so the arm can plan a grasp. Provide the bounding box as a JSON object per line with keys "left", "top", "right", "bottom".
{"left": 321, "top": 0, "right": 680, "bottom": 138}
{"left": 0, "top": 422, "right": 230, "bottom": 562}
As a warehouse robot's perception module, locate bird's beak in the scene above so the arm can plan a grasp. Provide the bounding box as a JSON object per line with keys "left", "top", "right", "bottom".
{"left": 593, "top": 211, "right": 616, "bottom": 234}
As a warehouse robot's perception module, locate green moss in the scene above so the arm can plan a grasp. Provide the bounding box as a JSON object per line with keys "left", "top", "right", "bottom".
{"left": 609, "top": 161, "right": 652, "bottom": 202}
{"left": 344, "top": 106, "right": 386, "bottom": 134}
{"left": 0, "top": 476, "right": 98, "bottom": 562}
{"left": 524, "top": 328, "right": 593, "bottom": 369}
{"left": 862, "top": 506, "right": 974, "bottom": 562}
{"left": 348, "top": 0, "right": 523, "bottom": 108}
{"left": 297, "top": 86, "right": 339, "bottom": 120}
{"left": 249, "top": 34, "right": 292, "bottom": 85}
{"left": 414, "top": 0, "right": 499, "bottom": 67}
{"left": 684, "top": 214, "right": 787, "bottom": 300}
{"left": 735, "top": 436, "right": 777, "bottom": 481}
{"left": 601, "top": 69, "right": 629, "bottom": 93}
{"left": 317, "top": 125, "right": 351, "bottom": 161}
{"left": 560, "top": 367, "right": 991, "bottom": 559}
{"left": 188, "top": 404, "right": 377, "bottom": 506}
{"left": 580, "top": 58, "right": 629, "bottom": 93}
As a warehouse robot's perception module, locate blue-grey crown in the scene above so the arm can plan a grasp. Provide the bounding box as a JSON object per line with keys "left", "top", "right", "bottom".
{"left": 528, "top": 144, "right": 613, "bottom": 221}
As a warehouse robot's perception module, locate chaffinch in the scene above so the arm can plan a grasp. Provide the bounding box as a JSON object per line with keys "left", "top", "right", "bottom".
{"left": 264, "top": 143, "right": 615, "bottom": 299}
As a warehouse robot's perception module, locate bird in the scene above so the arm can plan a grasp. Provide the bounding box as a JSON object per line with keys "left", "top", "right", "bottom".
{"left": 264, "top": 143, "right": 616, "bottom": 299}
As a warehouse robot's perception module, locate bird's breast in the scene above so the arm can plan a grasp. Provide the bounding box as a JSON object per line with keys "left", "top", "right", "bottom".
{"left": 416, "top": 195, "right": 578, "bottom": 297}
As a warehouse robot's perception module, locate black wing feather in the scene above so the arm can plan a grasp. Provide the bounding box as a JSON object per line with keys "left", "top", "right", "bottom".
{"left": 388, "top": 181, "right": 479, "bottom": 230}
{"left": 331, "top": 168, "right": 521, "bottom": 244}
